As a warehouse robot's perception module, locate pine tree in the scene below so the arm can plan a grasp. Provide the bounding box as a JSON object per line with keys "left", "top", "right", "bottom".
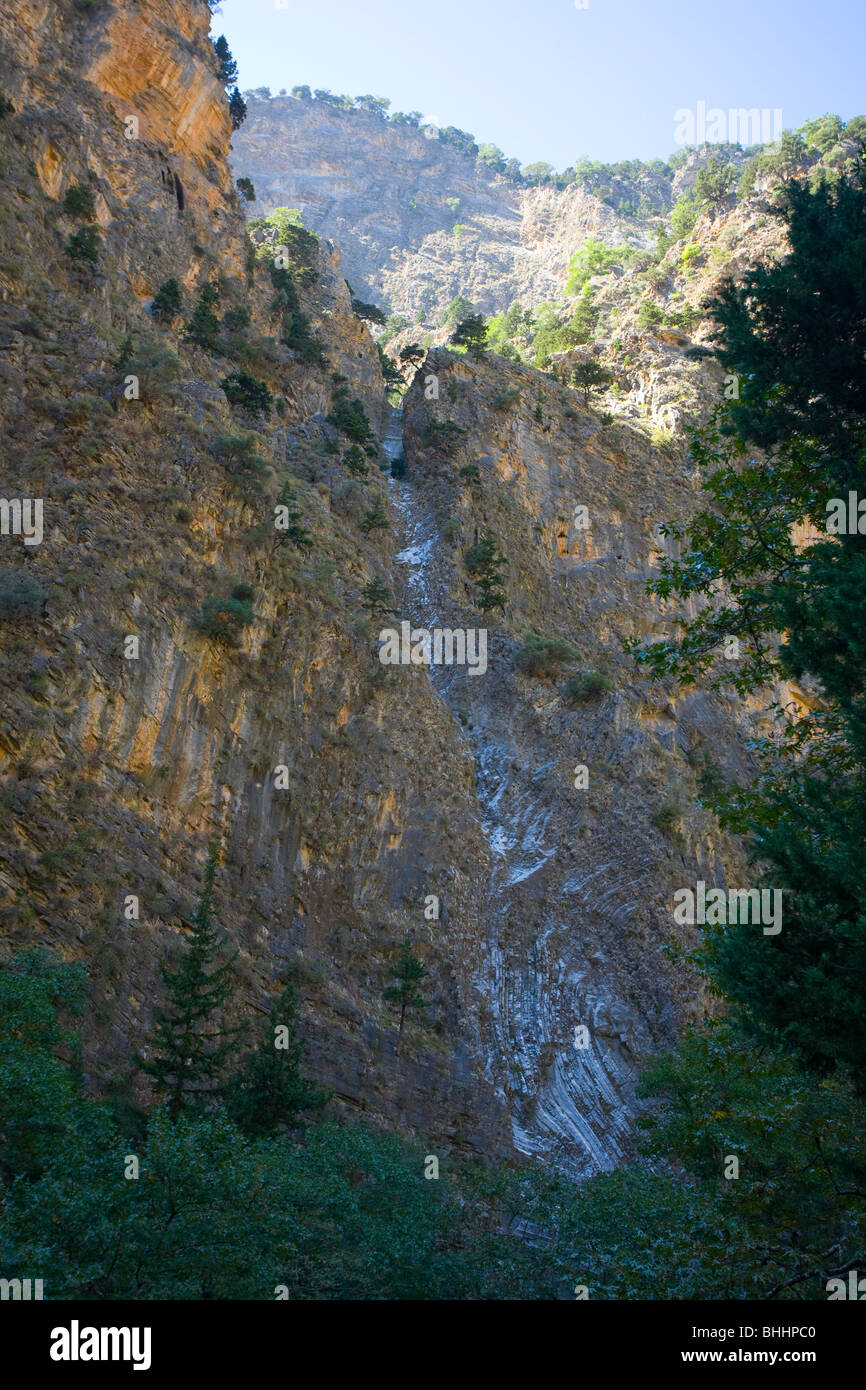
{"left": 184, "top": 287, "right": 222, "bottom": 352}
{"left": 343, "top": 443, "right": 369, "bottom": 478}
{"left": 362, "top": 577, "right": 393, "bottom": 620}
{"left": 383, "top": 940, "right": 429, "bottom": 1042}
{"left": 229, "top": 88, "right": 248, "bottom": 132}
{"left": 465, "top": 529, "right": 507, "bottom": 611}
{"left": 140, "top": 847, "right": 244, "bottom": 1119}
{"left": 227, "top": 976, "right": 329, "bottom": 1137}
{"left": 360, "top": 499, "right": 390, "bottom": 534}
{"left": 150, "top": 277, "right": 182, "bottom": 323}
{"left": 451, "top": 314, "right": 488, "bottom": 359}
{"left": 213, "top": 36, "right": 238, "bottom": 87}
{"left": 273, "top": 481, "right": 313, "bottom": 551}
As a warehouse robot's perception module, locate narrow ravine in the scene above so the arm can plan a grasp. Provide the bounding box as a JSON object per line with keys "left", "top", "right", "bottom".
{"left": 383, "top": 403, "right": 640, "bottom": 1176}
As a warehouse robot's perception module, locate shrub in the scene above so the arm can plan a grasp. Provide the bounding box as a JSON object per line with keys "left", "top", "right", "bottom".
{"left": 651, "top": 800, "right": 685, "bottom": 842}
{"left": 343, "top": 443, "right": 368, "bottom": 477}
{"left": 359, "top": 500, "right": 389, "bottom": 534}
{"left": 637, "top": 300, "right": 664, "bottom": 329}
{"left": 222, "top": 305, "right": 251, "bottom": 334}
{"left": 328, "top": 387, "right": 373, "bottom": 445}
{"left": 351, "top": 298, "right": 386, "bottom": 325}
{"left": 459, "top": 464, "right": 481, "bottom": 486}
{"left": 150, "top": 278, "right": 182, "bottom": 322}
{"left": 493, "top": 387, "right": 521, "bottom": 409}
{"left": 65, "top": 227, "right": 100, "bottom": 264}
{"left": 185, "top": 287, "right": 222, "bottom": 352}
{"left": 0, "top": 567, "right": 44, "bottom": 622}
{"left": 236, "top": 178, "right": 256, "bottom": 202}
{"left": 63, "top": 183, "right": 96, "bottom": 221}
{"left": 515, "top": 633, "right": 580, "bottom": 678}
{"left": 563, "top": 671, "right": 613, "bottom": 703}
{"left": 465, "top": 531, "right": 506, "bottom": 612}
{"left": 194, "top": 594, "right": 254, "bottom": 645}
{"left": 670, "top": 196, "right": 698, "bottom": 239}
{"left": 220, "top": 371, "right": 273, "bottom": 416}
{"left": 123, "top": 334, "right": 182, "bottom": 401}
{"left": 212, "top": 433, "right": 271, "bottom": 481}
{"left": 421, "top": 418, "right": 464, "bottom": 449}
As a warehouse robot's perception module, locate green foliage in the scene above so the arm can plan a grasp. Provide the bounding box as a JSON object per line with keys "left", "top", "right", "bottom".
{"left": 222, "top": 304, "right": 251, "bottom": 333}
{"left": 62, "top": 183, "right": 96, "bottom": 221}
{"left": 343, "top": 443, "right": 369, "bottom": 477}
{"left": 565, "top": 239, "right": 633, "bottom": 295}
{"left": 669, "top": 195, "right": 698, "bottom": 238}
{"left": 569, "top": 359, "right": 613, "bottom": 403}
{"left": 531, "top": 292, "right": 598, "bottom": 367}
{"left": 212, "top": 433, "right": 271, "bottom": 482}
{"left": 420, "top": 417, "right": 465, "bottom": 449}
{"left": 220, "top": 370, "right": 273, "bottom": 416}
{"left": 398, "top": 342, "right": 425, "bottom": 369}
{"left": 194, "top": 594, "right": 255, "bottom": 646}
{"left": 514, "top": 633, "right": 579, "bottom": 678}
{"left": 184, "top": 286, "right": 222, "bottom": 352}
{"left": 465, "top": 530, "right": 507, "bottom": 611}
{"left": 440, "top": 294, "right": 476, "bottom": 328}
{"left": 229, "top": 88, "right": 247, "bottom": 131}
{"left": 227, "top": 977, "right": 328, "bottom": 1137}
{"left": 359, "top": 499, "right": 390, "bottom": 534}
{"left": 65, "top": 226, "right": 100, "bottom": 264}
{"left": 382, "top": 940, "right": 429, "bottom": 1037}
{"left": 213, "top": 36, "right": 238, "bottom": 86}
{"left": 0, "top": 567, "right": 44, "bottom": 622}
{"left": 563, "top": 671, "right": 613, "bottom": 703}
{"left": 450, "top": 314, "right": 488, "bottom": 358}
{"left": 630, "top": 165, "right": 866, "bottom": 1088}
{"left": 150, "top": 277, "right": 182, "bottom": 322}
{"left": 362, "top": 577, "right": 393, "bottom": 619}
{"left": 328, "top": 385, "right": 373, "bottom": 444}
{"left": 236, "top": 177, "right": 256, "bottom": 202}
{"left": 139, "top": 849, "right": 243, "bottom": 1118}
{"left": 694, "top": 155, "right": 737, "bottom": 209}
{"left": 351, "top": 297, "right": 386, "bottom": 324}
{"left": 636, "top": 299, "right": 664, "bottom": 329}
{"left": 274, "top": 481, "right": 313, "bottom": 551}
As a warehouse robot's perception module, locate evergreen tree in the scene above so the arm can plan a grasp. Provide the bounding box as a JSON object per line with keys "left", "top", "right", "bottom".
{"left": 184, "top": 286, "right": 222, "bottom": 352}
{"left": 273, "top": 481, "right": 313, "bottom": 551}
{"left": 631, "top": 165, "right": 866, "bottom": 1084}
{"left": 229, "top": 88, "right": 248, "bottom": 131}
{"left": 227, "top": 976, "right": 329, "bottom": 1137}
{"left": 362, "top": 577, "right": 393, "bottom": 620}
{"left": 570, "top": 359, "right": 614, "bottom": 404}
{"left": 343, "top": 443, "right": 369, "bottom": 477}
{"left": 360, "top": 499, "right": 390, "bottom": 534}
{"left": 694, "top": 155, "right": 737, "bottom": 210}
{"left": 383, "top": 940, "right": 429, "bottom": 1040}
{"left": 465, "top": 530, "right": 507, "bottom": 611}
{"left": 451, "top": 314, "right": 488, "bottom": 359}
{"left": 213, "top": 36, "right": 238, "bottom": 86}
{"left": 140, "top": 847, "right": 244, "bottom": 1119}
{"left": 150, "top": 277, "right": 182, "bottom": 323}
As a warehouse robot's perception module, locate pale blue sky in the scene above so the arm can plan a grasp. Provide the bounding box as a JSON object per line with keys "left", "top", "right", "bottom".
{"left": 214, "top": 0, "right": 866, "bottom": 167}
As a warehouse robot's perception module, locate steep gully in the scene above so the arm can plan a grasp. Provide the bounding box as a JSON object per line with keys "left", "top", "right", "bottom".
{"left": 381, "top": 407, "right": 636, "bottom": 1176}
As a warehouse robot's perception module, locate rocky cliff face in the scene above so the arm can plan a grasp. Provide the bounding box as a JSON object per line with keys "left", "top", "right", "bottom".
{"left": 1, "top": 0, "right": 768, "bottom": 1172}
{"left": 230, "top": 94, "right": 659, "bottom": 322}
